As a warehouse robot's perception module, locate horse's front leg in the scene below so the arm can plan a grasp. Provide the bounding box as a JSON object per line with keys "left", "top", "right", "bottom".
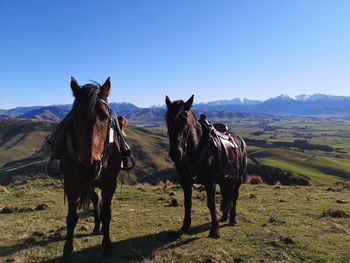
{"left": 62, "top": 193, "right": 79, "bottom": 262}
{"left": 100, "top": 181, "right": 116, "bottom": 259}
{"left": 180, "top": 179, "right": 192, "bottom": 234}
{"left": 205, "top": 182, "right": 220, "bottom": 238}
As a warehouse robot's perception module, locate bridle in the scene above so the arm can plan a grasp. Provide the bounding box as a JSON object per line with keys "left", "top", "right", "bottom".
{"left": 66, "top": 98, "right": 135, "bottom": 180}
{"left": 171, "top": 113, "right": 209, "bottom": 180}
{"left": 98, "top": 98, "right": 135, "bottom": 172}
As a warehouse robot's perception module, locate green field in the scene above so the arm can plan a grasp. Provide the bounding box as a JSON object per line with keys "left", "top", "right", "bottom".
{"left": 224, "top": 115, "right": 350, "bottom": 185}
{"left": 1, "top": 179, "right": 350, "bottom": 262}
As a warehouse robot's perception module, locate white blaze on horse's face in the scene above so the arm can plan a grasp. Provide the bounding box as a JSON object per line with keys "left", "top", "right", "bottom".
{"left": 165, "top": 95, "right": 194, "bottom": 162}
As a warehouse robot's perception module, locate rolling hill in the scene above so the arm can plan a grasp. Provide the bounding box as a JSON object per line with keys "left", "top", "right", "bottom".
{"left": 18, "top": 106, "right": 69, "bottom": 121}
{"left": 1, "top": 116, "right": 350, "bottom": 186}
{"left": 0, "top": 119, "right": 174, "bottom": 185}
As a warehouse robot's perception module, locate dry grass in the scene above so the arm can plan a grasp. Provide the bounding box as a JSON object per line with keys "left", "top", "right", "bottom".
{"left": 1, "top": 179, "right": 350, "bottom": 262}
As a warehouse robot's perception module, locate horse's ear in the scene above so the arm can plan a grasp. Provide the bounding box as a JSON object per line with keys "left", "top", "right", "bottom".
{"left": 165, "top": 96, "right": 172, "bottom": 107}
{"left": 184, "top": 95, "right": 194, "bottom": 110}
{"left": 101, "top": 77, "right": 111, "bottom": 98}
{"left": 118, "top": 116, "right": 128, "bottom": 136}
{"left": 70, "top": 77, "right": 81, "bottom": 97}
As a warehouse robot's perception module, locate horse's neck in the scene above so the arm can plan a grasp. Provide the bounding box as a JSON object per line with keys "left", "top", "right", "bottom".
{"left": 186, "top": 119, "right": 204, "bottom": 164}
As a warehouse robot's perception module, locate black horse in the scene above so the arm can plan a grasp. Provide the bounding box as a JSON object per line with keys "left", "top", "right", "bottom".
{"left": 165, "top": 95, "right": 247, "bottom": 238}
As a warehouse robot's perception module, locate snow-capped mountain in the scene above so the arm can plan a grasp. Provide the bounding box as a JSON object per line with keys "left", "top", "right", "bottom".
{"left": 195, "top": 94, "right": 350, "bottom": 115}
{"left": 200, "top": 98, "right": 261, "bottom": 106}
{"left": 266, "top": 94, "right": 297, "bottom": 101}
{"left": 295, "top": 93, "right": 349, "bottom": 102}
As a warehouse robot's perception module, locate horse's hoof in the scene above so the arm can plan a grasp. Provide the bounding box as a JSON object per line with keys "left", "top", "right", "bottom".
{"left": 62, "top": 245, "right": 73, "bottom": 263}
{"left": 229, "top": 219, "right": 237, "bottom": 226}
{"left": 179, "top": 227, "right": 191, "bottom": 235}
{"left": 208, "top": 229, "right": 220, "bottom": 239}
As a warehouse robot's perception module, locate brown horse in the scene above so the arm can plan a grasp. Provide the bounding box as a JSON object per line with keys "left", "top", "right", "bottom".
{"left": 165, "top": 95, "right": 247, "bottom": 238}
{"left": 60, "top": 77, "right": 129, "bottom": 261}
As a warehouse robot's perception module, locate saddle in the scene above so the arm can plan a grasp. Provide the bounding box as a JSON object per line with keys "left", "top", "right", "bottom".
{"left": 46, "top": 112, "right": 134, "bottom": 175}
{"left": 198, "top": 115, "right": 240, "bottom": 179}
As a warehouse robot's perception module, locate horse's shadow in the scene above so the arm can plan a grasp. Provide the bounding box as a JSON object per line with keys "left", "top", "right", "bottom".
{"left": 46, "top": 223, "right": 212, "bottom": 262}
{"left": 0, "top": 233, "right": 90, "bottom": 258}
{"left": 2, "top": 223, "right": 212, "bottom": 262}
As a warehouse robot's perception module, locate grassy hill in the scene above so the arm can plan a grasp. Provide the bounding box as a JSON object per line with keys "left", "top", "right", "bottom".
{"left": 117, "top": 126, "right": 173, "bottom": 183}
{"left": 0, "top": 119, "right": 54, "bottom": 164}
{"left": 0, "top": 120, "right": 56, "bottom": 184}
{"left": 0, "top": 179, "right": 349, "bottom": 262}
{"left": 1, "top": 115, "right": 350, "bottom": 186}
{"left": 0, "top": 119, "right": 174, "bottom": 185}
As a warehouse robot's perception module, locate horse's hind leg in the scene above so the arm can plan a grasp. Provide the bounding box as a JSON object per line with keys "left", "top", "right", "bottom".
{"left": 229, "top": 176, "right": 242, "bottom": 226}
{"left": 62, "top": 193, "right": 79, "bottom": 262}
{"left": 100, "top": 182, "right": 116, "bottom": 259}
{"left": 219, "top": 182, "right": 233, "bottom": 222}
{"left": 90, "top": 189, "right": 101, "bottom": 235}
{"left": 205, "top": 183, "right": 220, "bottom": 238}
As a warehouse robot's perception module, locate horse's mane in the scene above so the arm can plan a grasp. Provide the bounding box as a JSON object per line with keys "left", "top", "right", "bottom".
{"left": 165, "top": 100, "right": 200, "bottom": 144}
{"left": 72, "top": 81, "right": 107, "bottom": 119}
{"left": 165, "top": 100, "right": 197, "bottom": 124}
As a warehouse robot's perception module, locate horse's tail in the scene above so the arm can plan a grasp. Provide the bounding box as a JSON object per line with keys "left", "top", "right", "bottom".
{"left": 234, "top": 135, "right": 248, "bottom": 177}
{"left": 78, "top": 187, "right": 92, "bottom": 211}
{"left": 240, "top": 137, "right": 248, "bottom": 177}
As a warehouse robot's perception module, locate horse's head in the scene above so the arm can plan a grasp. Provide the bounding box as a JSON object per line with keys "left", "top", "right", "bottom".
{"left": 70, "top": 77, "right": 112, "bottom": 179}
{"left": 165, "top": 95, "right": 194, "bottom": 162}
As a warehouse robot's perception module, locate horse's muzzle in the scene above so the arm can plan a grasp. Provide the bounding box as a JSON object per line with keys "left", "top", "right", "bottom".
{"left": 169, "top": 147, "right": 183, "bottom": 162}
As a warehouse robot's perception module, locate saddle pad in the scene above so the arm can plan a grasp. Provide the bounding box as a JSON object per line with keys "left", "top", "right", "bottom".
{"left": 109, "top": 128, "right": 114, "bottom": 143}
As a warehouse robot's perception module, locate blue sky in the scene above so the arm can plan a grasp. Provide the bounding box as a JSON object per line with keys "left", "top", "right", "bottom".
{"left": 0, "top": 0, "right": 349, "bottom": 108}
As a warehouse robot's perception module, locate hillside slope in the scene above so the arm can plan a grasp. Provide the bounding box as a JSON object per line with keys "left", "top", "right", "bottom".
{"left": 0, "top": 119, "right": 173, "bottom": 184}
{"left": 1, "top": 118, "right": 350, "bottom": 185}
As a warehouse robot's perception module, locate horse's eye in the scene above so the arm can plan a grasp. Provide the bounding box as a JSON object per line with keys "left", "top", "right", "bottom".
{"left": 101, "top": 116, "right": 109, "bottom": 122}
{"left": 97, "top": 109, "right": 109, "bottom": 122}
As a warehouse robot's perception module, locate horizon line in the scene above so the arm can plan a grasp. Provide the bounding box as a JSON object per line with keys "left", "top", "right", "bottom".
{"left": 1, "top": 92, "right": 350, "bottom": 110}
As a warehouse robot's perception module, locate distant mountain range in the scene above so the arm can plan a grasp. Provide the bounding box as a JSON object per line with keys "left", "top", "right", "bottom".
{"left": 1, "top": 94, "right": 350, "bottom": 122}
{"left": 194, "top": 94, "right": 350, "bottom": 115}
